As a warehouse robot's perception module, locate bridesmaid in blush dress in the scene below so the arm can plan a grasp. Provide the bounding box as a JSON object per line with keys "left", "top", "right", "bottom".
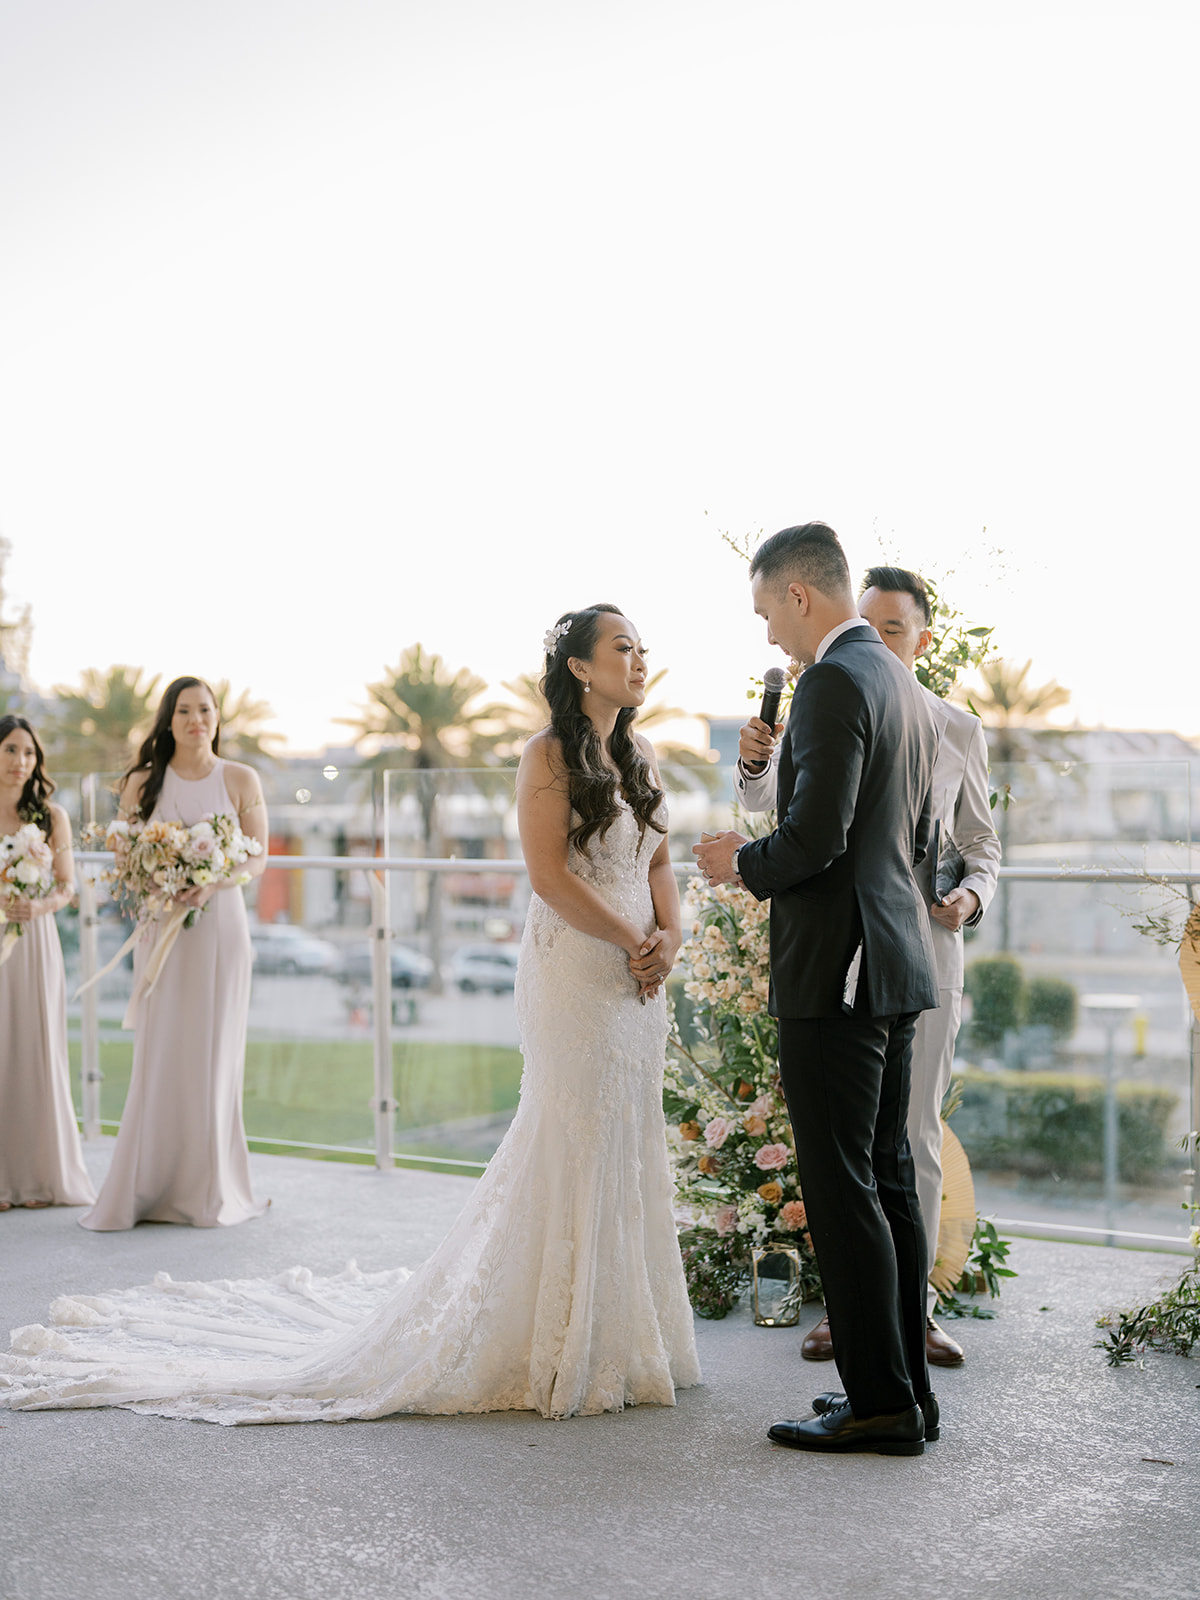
{"left": 0, "top": 716, "right": 94, "bottom": 1210}
{"left": 80, "top": 677, "right": 270, "bottom": 1231}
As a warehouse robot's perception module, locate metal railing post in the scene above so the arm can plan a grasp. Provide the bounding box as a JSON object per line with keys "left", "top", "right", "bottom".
{"left": 78, "top": 774, "right": 103, "bottom": 1140}
{"left": 369, "top": 865, "right": 395, "bottom": 1172}
{"left": 1102, "top": 1020, "right": 1119, "bottom": 1247}
{"left": 78, "top": 872, "right": 103, "bottom": 1140}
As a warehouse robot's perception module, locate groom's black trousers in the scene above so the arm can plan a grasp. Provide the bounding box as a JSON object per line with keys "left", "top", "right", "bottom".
{"left": 778, "top": 1011, "right": 931, "bottom": 1418}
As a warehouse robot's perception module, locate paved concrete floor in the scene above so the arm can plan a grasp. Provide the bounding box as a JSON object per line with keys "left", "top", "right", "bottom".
{"left": 1, "top": 1142, "right": 1196, "bottom": 1600}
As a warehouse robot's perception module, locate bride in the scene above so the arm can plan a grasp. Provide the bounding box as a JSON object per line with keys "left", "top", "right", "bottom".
{"left": 1, "top": 606, "right": 701, "bottom": 1424}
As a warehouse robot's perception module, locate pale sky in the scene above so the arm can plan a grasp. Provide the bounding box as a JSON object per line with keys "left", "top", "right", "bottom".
{"left": 2, "top": 0, "right": 1196, "bottom": 753}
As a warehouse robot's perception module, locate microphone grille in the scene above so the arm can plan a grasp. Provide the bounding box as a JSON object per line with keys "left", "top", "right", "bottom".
{"left": 763, "top": 667, "right": 788, "bottom": 691}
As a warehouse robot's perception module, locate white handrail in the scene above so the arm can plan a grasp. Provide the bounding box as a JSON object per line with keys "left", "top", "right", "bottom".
{"left": 73, "top": 851, "right": 1200, "bottom": 883}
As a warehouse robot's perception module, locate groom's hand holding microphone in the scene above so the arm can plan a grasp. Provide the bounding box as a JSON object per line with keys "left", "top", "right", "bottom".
{"left": 695, "top": 665, "right": 788, "bottom": 886}
{"left": 738, "top": 663, "right": 788, "bottom": 775}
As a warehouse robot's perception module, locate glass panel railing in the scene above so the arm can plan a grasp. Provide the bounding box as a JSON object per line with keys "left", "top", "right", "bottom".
{"left": 52, "top": 758, "right": 1199, "bottom": 1247}
{"left": 955, "top": 760, "right": 1196, "bottom": 1244}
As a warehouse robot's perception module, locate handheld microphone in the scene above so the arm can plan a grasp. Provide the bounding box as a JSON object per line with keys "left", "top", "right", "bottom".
{"left": 745, "top": 666, "right": 788, "bottom": 775}
{"left": 759, "top": 666, "right": 788, "bottom": 730}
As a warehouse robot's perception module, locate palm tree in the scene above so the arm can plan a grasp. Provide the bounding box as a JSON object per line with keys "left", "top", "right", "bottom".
{"left": 46, "top": 666, "right": 161, "bottom": 776}
{"left": 498, "top": 668, "right": 720, "bottom": 790}
{"left": 212, "top": 681, "right": 283, "bottom": 765}
{"left": 966, "top": 658, "right": 1071, "bottom": 765}
{"left": 963, "top": 658, "right": 1071, "bottom": 950}
{"left": 341, "top": 645, "right": 515, "bottom": 773}
{"left": 339, "top": 645, "right": 521, "bottom": 988}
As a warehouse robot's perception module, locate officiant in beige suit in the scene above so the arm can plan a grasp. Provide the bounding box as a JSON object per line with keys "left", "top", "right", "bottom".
{"left": 737, "top": 564, "right": 1001, "bottom": 1367}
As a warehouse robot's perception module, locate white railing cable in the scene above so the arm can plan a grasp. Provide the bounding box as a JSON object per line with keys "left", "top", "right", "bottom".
{"left": 75, "top": 853, "right": 1200, "bottom": 883}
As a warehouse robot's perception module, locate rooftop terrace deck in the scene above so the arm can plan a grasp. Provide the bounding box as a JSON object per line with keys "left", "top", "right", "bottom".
{"left": 2, "top": 1142, "right": 1195, "bottom": 1600}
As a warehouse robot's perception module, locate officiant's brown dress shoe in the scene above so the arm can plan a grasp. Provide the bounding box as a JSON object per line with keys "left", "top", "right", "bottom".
{"left": 769, "top": 1402, "right": 924, "bottom": 1456}
{"left": 800, "top": 1312, "right": 834, "bottom": 1360}
{"left": 802, "top": 1311, "right": 963, "bottom": 1366}
{"left": 925, "top": 1317, "right": 965, "bottom": 1366}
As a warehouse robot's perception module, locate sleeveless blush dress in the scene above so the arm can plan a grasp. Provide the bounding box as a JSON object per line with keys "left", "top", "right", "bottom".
{"left": 0, "top": 905, "right": 95, "bottom": 1208}
{"left": 79, "top": 761, "right": 267, "bottom": 1231}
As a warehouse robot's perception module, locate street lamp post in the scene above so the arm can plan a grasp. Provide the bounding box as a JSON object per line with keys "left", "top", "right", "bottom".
{"left": 1080, "top": 993, "right": 1140, "bottom": 1246}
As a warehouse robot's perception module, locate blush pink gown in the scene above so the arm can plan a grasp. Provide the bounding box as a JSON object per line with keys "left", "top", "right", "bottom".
{"left": 80, "top": 761, "right": 267, "bottom": 1231}
{"left": 0, "top": 906, "right": 95, "bottom": 1208}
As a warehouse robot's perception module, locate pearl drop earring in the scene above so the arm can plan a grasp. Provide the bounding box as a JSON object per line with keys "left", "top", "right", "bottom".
{"left": 583, "top": 681, "right": 591, "bottom": 693}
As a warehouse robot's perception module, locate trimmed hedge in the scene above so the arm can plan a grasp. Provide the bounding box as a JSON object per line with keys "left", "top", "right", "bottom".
{"left": 1025, "top": 975, "right": 1078, "bottom": 1041}
{"left": 965, "top": 955, "right": 1025, "bottom": 1050}
{"left": 952, "top": 1068, "right": 1178, "bottom": 1184}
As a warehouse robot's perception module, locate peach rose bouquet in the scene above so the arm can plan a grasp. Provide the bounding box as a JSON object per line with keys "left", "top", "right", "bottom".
{"left": 77, "top": 812, "right": 261, "bottom": 1024}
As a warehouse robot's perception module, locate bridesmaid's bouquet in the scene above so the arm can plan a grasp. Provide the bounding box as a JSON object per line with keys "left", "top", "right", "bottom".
{"left": 98, "top": 812, "right": 262, "bottom": 928}
{"left": 0, "top": 823, "right": 61, "bottom": 967}
{"left": 77, "top": 812, "right": 262, "bottom": 1024}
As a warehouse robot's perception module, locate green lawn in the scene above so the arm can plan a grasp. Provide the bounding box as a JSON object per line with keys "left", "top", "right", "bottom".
{"left": 68, "top": 1038, "right": 524, "bottom": 1170}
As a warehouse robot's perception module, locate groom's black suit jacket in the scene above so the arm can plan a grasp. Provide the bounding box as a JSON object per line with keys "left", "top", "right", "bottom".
{"left": 736, "top": 625, "right": 939, "bottom": 1020}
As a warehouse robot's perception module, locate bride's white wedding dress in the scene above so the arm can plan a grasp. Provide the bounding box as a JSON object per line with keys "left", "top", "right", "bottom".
{"left": 1, "top": 802, "right": 700, "bottom": 1424}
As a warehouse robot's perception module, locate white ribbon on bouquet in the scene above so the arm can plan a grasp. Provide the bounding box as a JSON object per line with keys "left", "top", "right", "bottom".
{"left": 74, "top": 903, "right": 194, "bottom": 1029}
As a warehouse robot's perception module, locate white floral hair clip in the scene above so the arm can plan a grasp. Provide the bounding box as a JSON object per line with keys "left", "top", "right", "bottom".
{"left": 543, "top": 619, "right": 572, "bottom": 653}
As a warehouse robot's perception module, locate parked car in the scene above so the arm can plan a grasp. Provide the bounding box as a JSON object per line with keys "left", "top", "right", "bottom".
{"left": 250, "top": 923, "right": 339, "bottom": 976}
{"left": 451, "top": 943, "right": 521, "bottom": 994}
{"left": 335, "top": 942, "right": 434, "bottom": 990}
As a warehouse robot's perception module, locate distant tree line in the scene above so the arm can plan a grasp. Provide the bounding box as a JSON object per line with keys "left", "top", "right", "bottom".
{"left": 0, "top": 539, "right": 1073, "bottom": 786}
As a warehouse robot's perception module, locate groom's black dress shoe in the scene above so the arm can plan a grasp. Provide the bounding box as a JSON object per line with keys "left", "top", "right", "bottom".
{"left": 768, "top": 1402, "right": 925, "bottom": 1456}
{"left": 811, "top": 1389, "right": 940, "bottom": 1441}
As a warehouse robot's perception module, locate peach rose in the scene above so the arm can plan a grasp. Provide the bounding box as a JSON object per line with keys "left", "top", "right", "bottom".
{"left": 779, "top": 1200, "right": 807, "bottom": 1232}
{"left": 742, "top": 1113, "right": 767, "bottom": 1137}
{"left": 697, "top": 1153, "right": 722, "bottom": 1176}
{"left": 714, "top": 1204, "right": 739, "bottom": 1236}
{"left": 756, "top": 1181, "right": 784, "bottom": 1206}
{"left": 704, "top": 1116, "right": 736, "bottom": 1149}
{"left": 753, "top": 1142, "right": 789, "bottom": 1172}
{"left": 679, "top": 1121, "right": 702, "bottom": 1142}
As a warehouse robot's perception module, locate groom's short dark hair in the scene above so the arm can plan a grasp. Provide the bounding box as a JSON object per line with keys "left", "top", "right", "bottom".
{"left": 750, "top": 522, "right": 852, "bottom": 600}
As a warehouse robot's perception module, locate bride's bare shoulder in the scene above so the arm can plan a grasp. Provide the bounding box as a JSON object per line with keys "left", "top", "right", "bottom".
{"left": 517, "top": 729, "right": 569, "bottom": 794}
{"left": 520, "top": 727, "right": 561, "bottom": 766}
{"left": 633, "top": 731, "right": 664, "bottom": 778}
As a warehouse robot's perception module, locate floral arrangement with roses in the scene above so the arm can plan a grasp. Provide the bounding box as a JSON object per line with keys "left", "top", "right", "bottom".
{"left": 0, "top": 822, "right": 63, "bottom": 966}
{"left": 665, "top": 855, "right": 821, "bottom": 1318}
{"left": 77, "top": 812, "right": 263, "bottom": 1026}
{"left": 83, "top": 812, "right": 261, "bottom": 928}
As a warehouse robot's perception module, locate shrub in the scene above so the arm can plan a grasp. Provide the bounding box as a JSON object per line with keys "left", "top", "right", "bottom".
{"left": 951, "top": 1069, "right": 1177, "bottom": 1184}
{"left": 966, "top": 954, "right": 1025, "bottom": 1050}
{"left": 1025, "top": 975, "right": 1078, "bottom": 1041}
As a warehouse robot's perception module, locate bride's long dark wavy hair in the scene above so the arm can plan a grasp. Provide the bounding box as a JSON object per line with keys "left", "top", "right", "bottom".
{"left": 121, "top": 676, "right": 219, "bottom": 820}
{"left": 540, "top": 604, "right": 665, "bottom": 857}
{"left": 0, "top": 715, "right": 55, "bottom": 838}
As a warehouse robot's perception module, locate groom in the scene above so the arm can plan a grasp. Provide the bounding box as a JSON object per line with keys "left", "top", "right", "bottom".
{"left": 695, "top": 522, "right": 941, "bottom": 1456}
